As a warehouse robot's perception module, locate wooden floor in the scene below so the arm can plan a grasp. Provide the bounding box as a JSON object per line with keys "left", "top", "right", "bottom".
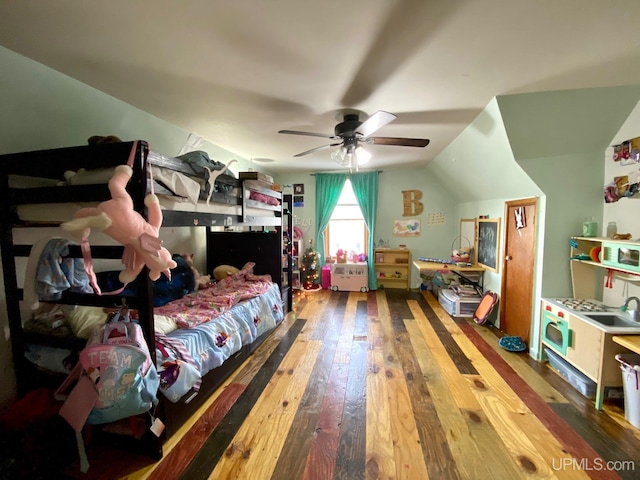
{"left": 66, "top": 290, "right": 640, "bottom": 478}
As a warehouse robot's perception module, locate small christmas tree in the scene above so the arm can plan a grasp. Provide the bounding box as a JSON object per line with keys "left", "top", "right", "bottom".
{"left": 301, "top": 239, "right": 320, "bottom": 290}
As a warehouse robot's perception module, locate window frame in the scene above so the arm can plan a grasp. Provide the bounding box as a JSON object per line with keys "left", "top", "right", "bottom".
{"left": 323, "top": 179, "right": 369, "bottom": 258}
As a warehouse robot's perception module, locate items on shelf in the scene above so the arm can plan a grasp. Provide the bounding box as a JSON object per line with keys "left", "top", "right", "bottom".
{"left": 375, "top": 248, "right": 411, "bottom": 290}
{"left": 604, "top": 174, "right": 640, "bottom": 203}
{"left": 418, "top": 256, "right": 458, "bottom": 265}
{"left": 612, "top": 136, "right": 640, "bottom": 165}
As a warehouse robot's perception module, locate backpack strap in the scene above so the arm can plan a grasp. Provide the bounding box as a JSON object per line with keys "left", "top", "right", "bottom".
{"left": 56, "top": 363, "right": 98, "bottom": 473}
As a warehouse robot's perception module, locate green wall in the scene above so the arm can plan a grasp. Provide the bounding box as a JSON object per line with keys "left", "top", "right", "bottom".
{"left": 276, "top": 166, "right": 459, "bottom": 288}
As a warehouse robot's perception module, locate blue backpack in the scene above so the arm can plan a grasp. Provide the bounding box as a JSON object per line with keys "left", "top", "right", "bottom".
{"left": 56, "top": 308, "right": 159, "bottom": 472}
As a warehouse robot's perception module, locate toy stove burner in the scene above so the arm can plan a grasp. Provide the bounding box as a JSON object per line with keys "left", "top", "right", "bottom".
{"left": 555, "top": 298, "right": 611, "bottom": 312}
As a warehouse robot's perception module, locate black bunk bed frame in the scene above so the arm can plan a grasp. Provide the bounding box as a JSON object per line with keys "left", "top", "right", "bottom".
{"left": 0, "top": 140, "right": 290, "bottom": 459}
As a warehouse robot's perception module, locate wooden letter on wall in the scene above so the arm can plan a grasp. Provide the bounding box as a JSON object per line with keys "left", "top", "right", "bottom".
{"left": 402, "top": 190, "right": 423, "bottom": 216}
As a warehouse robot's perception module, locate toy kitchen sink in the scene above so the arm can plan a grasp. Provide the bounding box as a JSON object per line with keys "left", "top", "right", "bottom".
{"left": 541, "top": 297, "right": 640, "bottom": 410}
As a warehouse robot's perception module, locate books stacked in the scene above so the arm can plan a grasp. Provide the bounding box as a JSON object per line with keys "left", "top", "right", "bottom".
{"left": 449, "top": 284, "right": 480, "bottom": 298}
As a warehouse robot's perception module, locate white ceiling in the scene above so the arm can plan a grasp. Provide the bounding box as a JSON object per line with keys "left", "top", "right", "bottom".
{"left": 1, "top": 0, "right": 640, "bottom": 172}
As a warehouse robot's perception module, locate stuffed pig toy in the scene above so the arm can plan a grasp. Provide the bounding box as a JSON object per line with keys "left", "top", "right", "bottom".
{"left": 62, "top": 165, "right": 177, "bottom": 288}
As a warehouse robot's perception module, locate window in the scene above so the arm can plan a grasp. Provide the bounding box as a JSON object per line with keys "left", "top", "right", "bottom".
{"left": 324, "top": 179, "right": 368, "bottom": 258}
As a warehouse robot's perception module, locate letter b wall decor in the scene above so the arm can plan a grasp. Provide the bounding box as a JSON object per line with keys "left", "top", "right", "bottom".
{"left": 402, "top": 190, "right": 423, "bottom": 216}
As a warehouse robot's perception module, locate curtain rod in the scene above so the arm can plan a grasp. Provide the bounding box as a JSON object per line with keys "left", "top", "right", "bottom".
{"left": 309, "top": 170, "right": 383, "bottom": 176}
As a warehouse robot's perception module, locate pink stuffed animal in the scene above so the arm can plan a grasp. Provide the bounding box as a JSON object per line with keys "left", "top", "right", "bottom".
{"left": 62, "top": 165, "right": 177, "bottom": 286}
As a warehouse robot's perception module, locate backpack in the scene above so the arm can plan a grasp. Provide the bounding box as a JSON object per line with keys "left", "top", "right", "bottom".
{"left": 79, "top": 310, "right": 159, "bottom": 424}
{"left": 56, "top": 307, "right": 159, "bottom": 472}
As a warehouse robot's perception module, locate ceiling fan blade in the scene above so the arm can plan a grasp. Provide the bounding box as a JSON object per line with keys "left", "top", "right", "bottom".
{"left": 279, "top": 129, "right": 338, "bottom": 140}
{"left": 294, "top": 142, "right": 343, "bottom": 157}
{"left": 367, "top": 137, "right": 430, "bottom": 147}
{"left": 356, "top": 111, "right": 397, "bottom": 138}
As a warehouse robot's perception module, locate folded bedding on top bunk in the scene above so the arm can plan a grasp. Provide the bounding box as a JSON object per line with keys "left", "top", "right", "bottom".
{"left": 15, "top": 194, "right": 279, "bottom": 222}
{"left": 10, "top": 149, "right": 280, "bottom": 222}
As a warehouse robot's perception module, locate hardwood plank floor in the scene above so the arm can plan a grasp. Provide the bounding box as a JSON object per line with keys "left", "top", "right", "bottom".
{"left": 34, "top": 289, "right": 640, "bottom": 479}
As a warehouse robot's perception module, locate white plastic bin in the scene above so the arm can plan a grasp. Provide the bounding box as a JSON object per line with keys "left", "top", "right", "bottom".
{"left": 615, "top": 353, "right": 640, "bottom": 428}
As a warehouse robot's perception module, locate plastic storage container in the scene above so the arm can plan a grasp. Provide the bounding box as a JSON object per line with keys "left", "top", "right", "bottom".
{"left": 544, "top": 348, "right": 596, "bottom": 398}
{"left": 438, "top": 288, "right": 481, "bottom": 317}
{"left": 615, "top": 353, "right": 640, "bottom": 428}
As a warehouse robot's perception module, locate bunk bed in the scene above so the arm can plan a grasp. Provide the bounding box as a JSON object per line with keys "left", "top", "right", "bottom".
{"left": 0, "top": 140, "right": 290, "bottom": 459}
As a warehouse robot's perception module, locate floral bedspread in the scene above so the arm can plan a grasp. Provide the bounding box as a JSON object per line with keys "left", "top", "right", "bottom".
{"left": 155, "top": 281, "right": 284, "bottom": 402}
{"left": 155, "top": 262, "right": 273, "bottom": 329}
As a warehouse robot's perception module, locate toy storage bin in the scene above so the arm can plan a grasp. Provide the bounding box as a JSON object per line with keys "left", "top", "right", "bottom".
{"left": 615, "top": 353, "right": 640, "bottom": 428}
{"left": 330, "top": 262, "right": 369, "bottom": 292}
{"left": 438, "top": 288, "right": 481, "bottom": 317}
{"left": 545, "top": 348, "right": 596, "bottom": 398}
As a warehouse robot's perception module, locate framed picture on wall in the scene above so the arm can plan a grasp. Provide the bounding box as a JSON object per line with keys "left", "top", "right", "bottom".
{"left": 294, "top": 184, "right": 305, "bottom": 194}
{"left": 393, "top": 219, "right": 420, "bottom": 237}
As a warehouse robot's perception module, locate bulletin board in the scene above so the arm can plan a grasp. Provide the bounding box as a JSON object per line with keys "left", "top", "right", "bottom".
{"left": 477, "top": 218, "right": 500, "bottom": 272}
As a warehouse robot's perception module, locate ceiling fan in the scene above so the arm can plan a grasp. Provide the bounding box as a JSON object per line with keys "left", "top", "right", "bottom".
{"left": 278, "top": 110, "right": 430, "bottom": 169}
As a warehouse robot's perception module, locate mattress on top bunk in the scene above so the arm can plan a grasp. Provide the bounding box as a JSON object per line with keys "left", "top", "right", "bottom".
{"left": 15, "top": 193, "right": 278, "bottom": 222}
{"left": 11, "top": 158, "right": 280, "bottom": 222}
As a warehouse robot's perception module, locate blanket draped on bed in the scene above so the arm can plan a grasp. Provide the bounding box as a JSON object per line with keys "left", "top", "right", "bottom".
{"left": 154, "top": 262, "right": 273, "bottom": 329}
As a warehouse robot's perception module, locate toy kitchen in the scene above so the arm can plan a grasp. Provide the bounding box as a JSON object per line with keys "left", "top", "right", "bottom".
{"left": 540, "top": 296, "right": 640, "bottom": 410}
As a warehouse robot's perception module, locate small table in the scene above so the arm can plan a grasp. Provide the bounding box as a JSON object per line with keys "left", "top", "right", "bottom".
{"left": 412, "top": 260, "right": 485, "bottom": 291}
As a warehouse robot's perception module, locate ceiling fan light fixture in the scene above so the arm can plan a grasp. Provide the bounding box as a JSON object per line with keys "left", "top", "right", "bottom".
{"left": 331, "top": 144, "right": 371, "bottom": 168}
{"left": 355, "top": 146, "right": 371, "bottom": 165}
{"left": 331, "top": 147, "right": 347, "bottom": 165}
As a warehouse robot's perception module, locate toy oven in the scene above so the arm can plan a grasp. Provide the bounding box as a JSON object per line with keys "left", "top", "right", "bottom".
{"left": 542, "top": 310, "right": 572, "bottom": 356}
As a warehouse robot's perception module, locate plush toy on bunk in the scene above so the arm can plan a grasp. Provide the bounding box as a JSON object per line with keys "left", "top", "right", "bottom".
{"left": 61, "top": 162, "right": 177, "bottom": 295}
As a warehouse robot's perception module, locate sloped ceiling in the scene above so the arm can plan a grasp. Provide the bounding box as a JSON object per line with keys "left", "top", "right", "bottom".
{"left": 426, "top": 98, "right": 541, "bottom": 203}
{"left": 426, "top": 86, "right": 640, "bottom": 203}
{"left": 498, "top": 85, "right": 640, "bottom": 161}
{"left": 1, "top": 1, "right": 640, "bottom": 172}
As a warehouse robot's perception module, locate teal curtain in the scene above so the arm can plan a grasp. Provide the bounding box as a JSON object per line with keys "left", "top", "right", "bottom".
{"left": 314, "top": 173, "right": 347, "bottom": 268}
{"left": 350, "top": 171, "right": 379, "bottom": 290}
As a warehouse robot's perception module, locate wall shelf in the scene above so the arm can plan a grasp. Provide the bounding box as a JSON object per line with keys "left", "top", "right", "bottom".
{"left": 570, "top": 236, "right": 640, "bottom": 299}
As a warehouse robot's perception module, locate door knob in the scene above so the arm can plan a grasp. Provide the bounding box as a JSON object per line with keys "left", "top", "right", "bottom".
{"left": 505, "top": 255, "right": 512, "bottom": 260}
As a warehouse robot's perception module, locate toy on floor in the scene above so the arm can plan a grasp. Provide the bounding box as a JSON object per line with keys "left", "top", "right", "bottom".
{"left": 498, "top": 336, "right": 527, "bottom": 352}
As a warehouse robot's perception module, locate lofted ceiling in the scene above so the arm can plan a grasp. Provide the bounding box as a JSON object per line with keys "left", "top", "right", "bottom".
{"left": 1, "top": 0, "right": 640, "bottom": 172}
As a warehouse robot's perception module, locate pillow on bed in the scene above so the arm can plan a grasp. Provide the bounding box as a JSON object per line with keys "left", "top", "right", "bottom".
{"left": 154, "top": 315, "right": 178, "bottom": 335}
{"left": 213, "top": 264, "right": 240, "bottom": 281}
{"left": 154, "top": 166, "right": 201, "bottom": 204}
{"left": 66, "top": 306, "right": 108, "bottom": 338}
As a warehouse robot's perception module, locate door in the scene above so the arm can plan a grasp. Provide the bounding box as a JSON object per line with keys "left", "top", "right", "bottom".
{"left": 500, "top": 198, "right": 537, "bottom": 345}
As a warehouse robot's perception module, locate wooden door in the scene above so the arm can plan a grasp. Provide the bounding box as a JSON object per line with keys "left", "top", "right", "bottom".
{"left": 500, "top": 198, "right": 537, "bottom": 345}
